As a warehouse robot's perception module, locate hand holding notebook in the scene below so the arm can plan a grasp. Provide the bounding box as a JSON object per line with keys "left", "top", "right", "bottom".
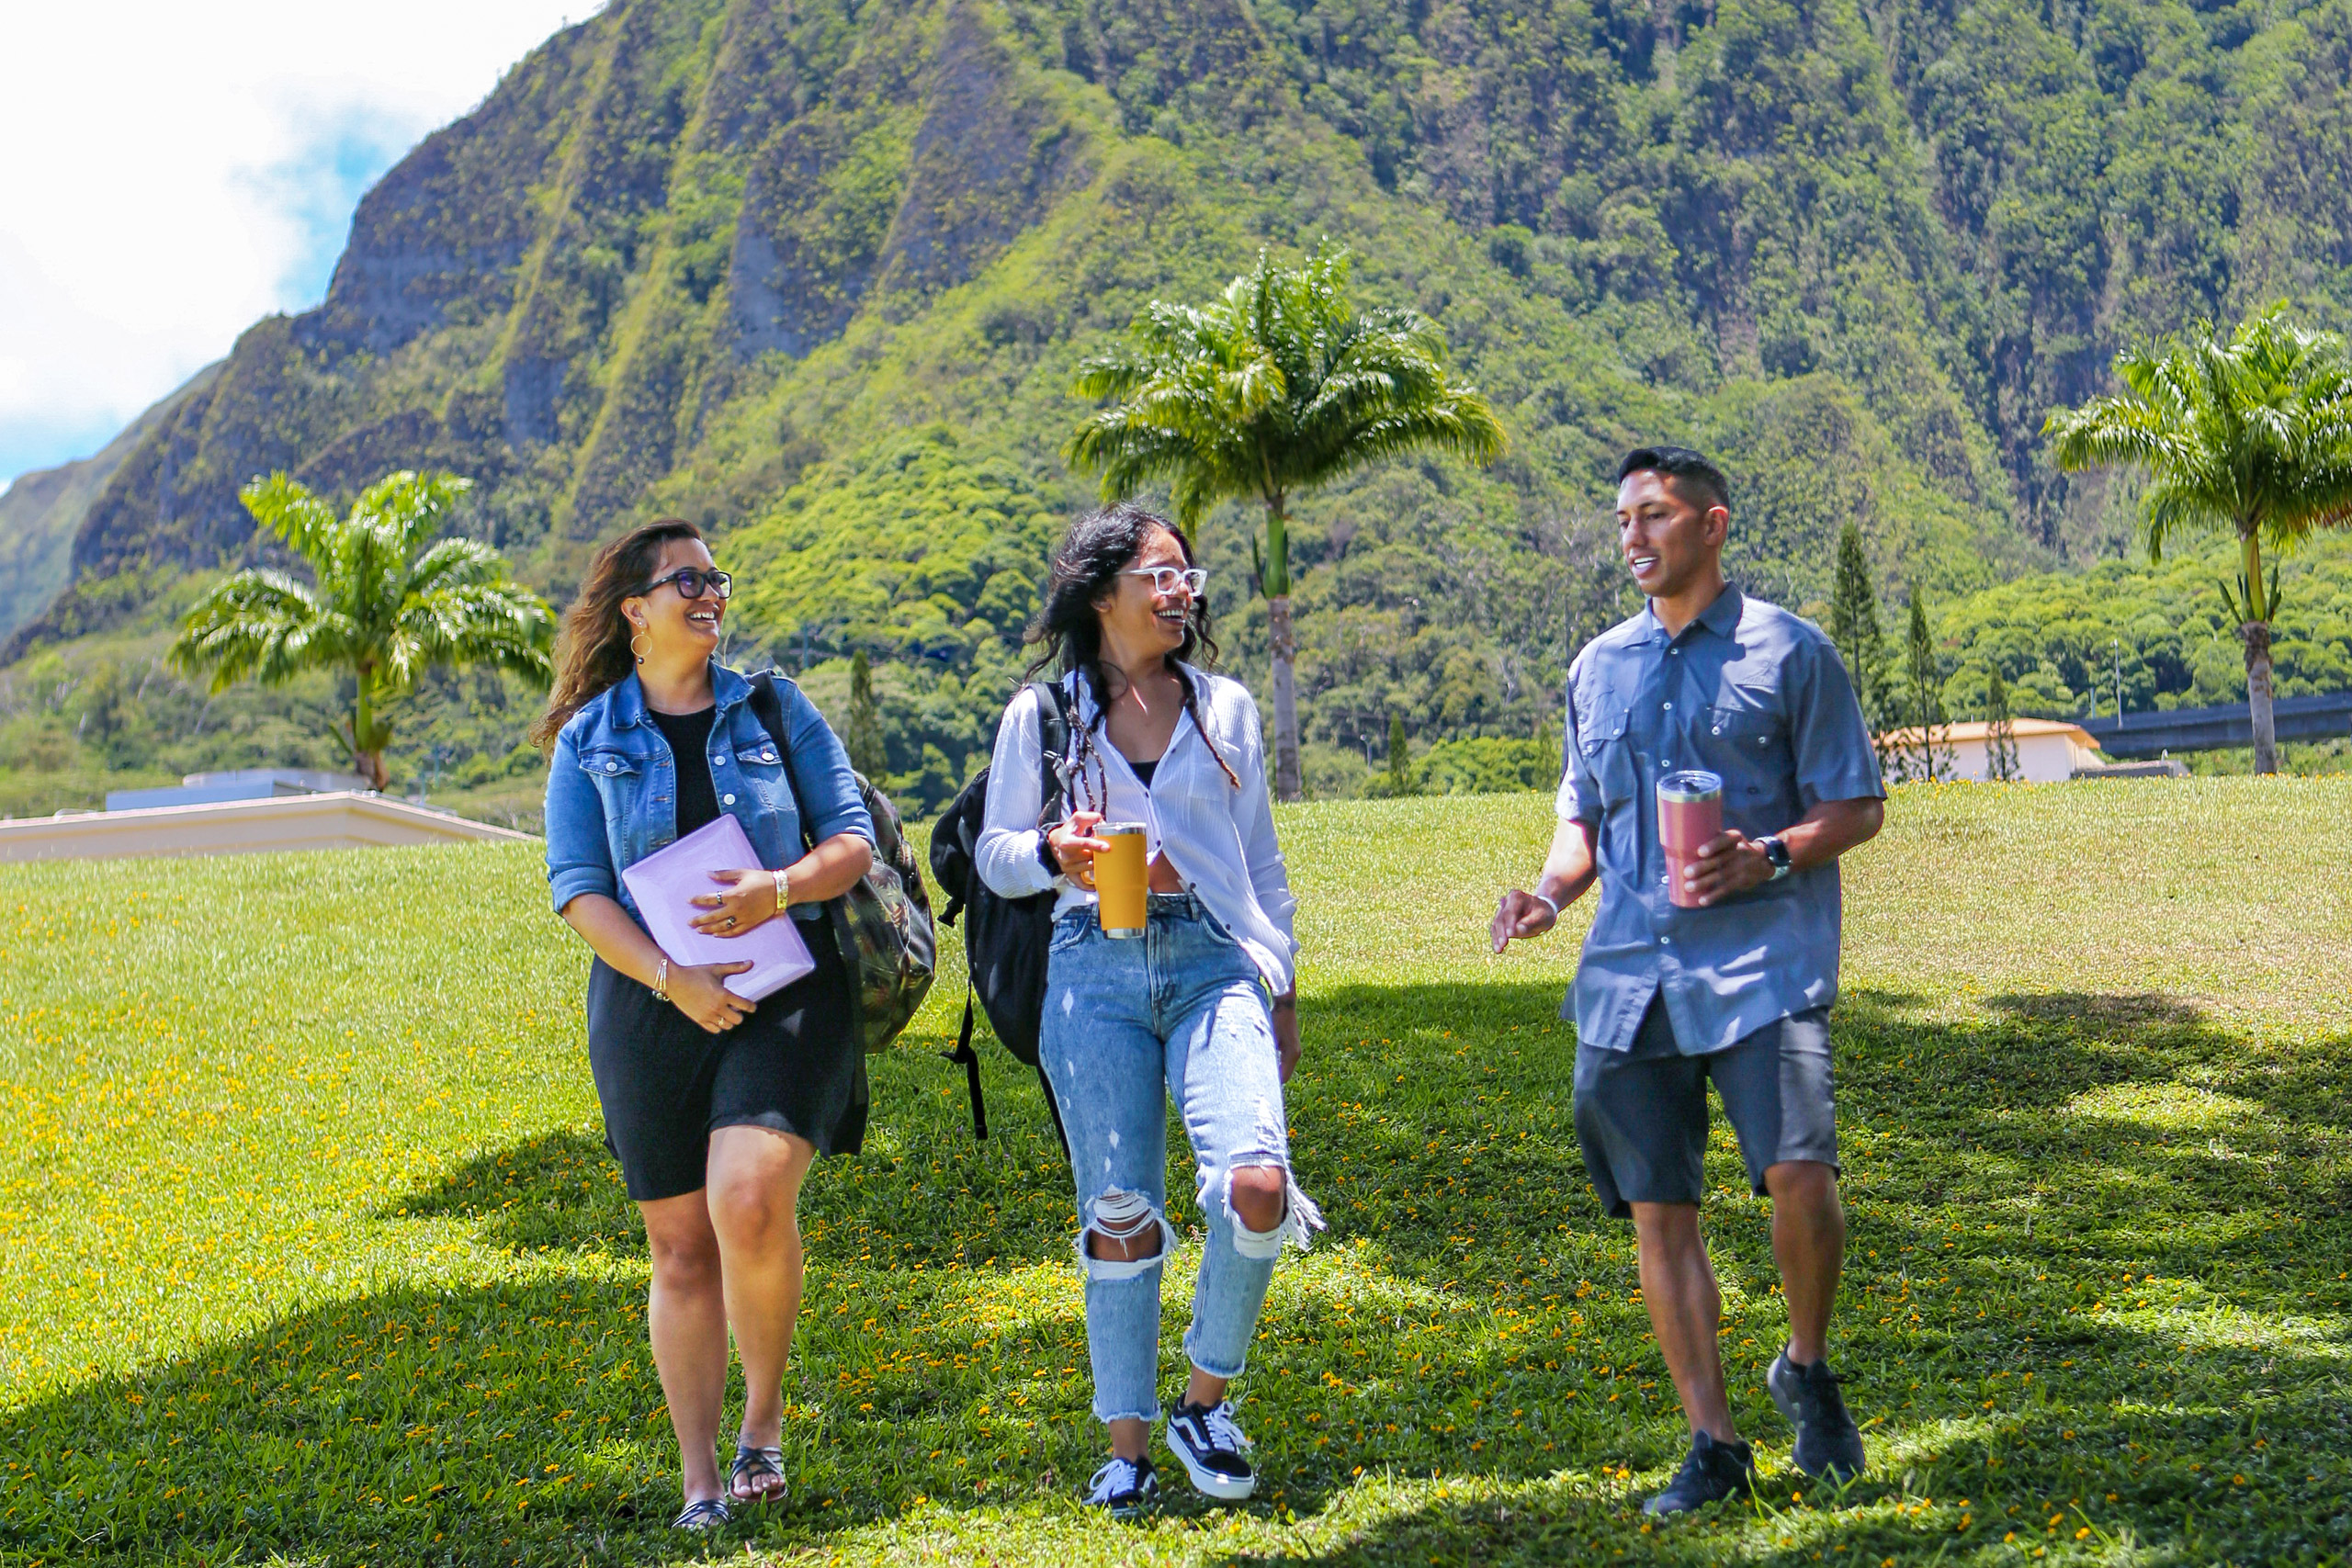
{"left": 620, "top": 814, "right": 814, "bottom": 1000}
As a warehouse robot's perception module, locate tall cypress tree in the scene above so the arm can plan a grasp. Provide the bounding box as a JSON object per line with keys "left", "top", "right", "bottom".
{"left": 847, "top": 649, "right": 886, "bottom": 779}
{"left": 1904, "top": 589, "right": 1955, "bottom": 782}
{"left": 1985, "top": 668, "right": 2020, "bottom": 782}
{"left": 1386, "top": 714, "right": 1413, "bottom": 796}
{"left": 1828, "top": 522, "right": 1892, "bottom": 767}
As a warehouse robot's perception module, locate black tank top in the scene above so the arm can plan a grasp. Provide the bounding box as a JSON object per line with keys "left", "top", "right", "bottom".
{"left": 647, "top": 706, "right": 719, "bottom": 835}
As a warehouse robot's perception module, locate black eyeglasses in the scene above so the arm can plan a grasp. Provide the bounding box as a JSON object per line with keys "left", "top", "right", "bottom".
{"left": 643, "top": 568, "right": 733, "bottom": 602}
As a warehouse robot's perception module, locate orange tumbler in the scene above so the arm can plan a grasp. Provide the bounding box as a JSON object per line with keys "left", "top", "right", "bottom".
{"left": 1094, "top": 822, "right": 1148, "bottom": 938}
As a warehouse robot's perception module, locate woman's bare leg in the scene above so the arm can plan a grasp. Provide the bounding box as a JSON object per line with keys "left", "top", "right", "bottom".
{"left": 639, "top": 1191, "right": 729, "bottom": 1502}
{"left": 706, "top": 1124, "right": 818, "bottom": 1474}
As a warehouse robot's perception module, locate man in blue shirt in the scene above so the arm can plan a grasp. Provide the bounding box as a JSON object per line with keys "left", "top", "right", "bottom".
{"left": 1492, "top": 446, "right": 1886, "bottom": 1514}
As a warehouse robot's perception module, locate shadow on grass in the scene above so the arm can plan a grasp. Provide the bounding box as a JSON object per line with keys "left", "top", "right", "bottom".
{"left": 5, "top": 982, "right": 2346, "bottom": 1564}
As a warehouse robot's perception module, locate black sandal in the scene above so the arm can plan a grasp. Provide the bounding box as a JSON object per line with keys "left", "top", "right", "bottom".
{"left": 729, "top": 1442, "right": 786, "bottom": 1504}
{"left": 673, "top": 1496, "right": 732, "bottom": 1531}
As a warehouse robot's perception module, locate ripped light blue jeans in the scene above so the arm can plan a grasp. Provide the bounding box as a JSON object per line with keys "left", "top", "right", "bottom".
{"left": 1041, "top": 893, "right": 1320, "bottom": 1426}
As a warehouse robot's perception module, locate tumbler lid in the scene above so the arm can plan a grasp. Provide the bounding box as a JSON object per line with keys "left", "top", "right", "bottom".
{"left": 1657, "top": 769, "right": 1724, "bottom": 803}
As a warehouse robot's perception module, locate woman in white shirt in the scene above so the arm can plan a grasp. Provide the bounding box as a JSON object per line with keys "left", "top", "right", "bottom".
{"left": 977, "top": 502, "right": 1320, "bottom": 1517}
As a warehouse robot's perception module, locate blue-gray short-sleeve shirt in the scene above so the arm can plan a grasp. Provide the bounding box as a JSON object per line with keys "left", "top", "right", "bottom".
{"left": 1555, "top": 585, "right": 1883, "bottom": 1055}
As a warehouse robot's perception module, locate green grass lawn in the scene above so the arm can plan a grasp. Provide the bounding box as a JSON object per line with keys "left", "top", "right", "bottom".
{"left": 2, "top": 782, "right": 2347, "bottom": 1565}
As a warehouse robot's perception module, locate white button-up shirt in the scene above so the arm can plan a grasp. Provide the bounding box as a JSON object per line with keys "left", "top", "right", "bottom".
{"left": 975, "top": 665, "right": 1299, "bottom": 994}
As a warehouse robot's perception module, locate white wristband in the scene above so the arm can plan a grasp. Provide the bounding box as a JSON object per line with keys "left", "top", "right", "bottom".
{"left": 1528, "top": 890, "right": 1560, "bottom": 919}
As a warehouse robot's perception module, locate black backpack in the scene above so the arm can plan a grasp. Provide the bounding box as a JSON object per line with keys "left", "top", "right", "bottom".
{"left": 927, "top": 681, "right": 1075, "bottom": 1152}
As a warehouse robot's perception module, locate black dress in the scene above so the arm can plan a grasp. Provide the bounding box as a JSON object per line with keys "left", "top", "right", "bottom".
{"left": 584, "top": 705, "right": 867, "bottom": 1201}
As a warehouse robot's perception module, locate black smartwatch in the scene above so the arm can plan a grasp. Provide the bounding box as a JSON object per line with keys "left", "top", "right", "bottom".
{"left": 1759, "top": 835, "right": 1792, "bottom": 879}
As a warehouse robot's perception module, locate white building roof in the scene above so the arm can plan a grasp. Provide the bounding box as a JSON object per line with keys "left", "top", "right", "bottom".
{"left": 0, "top": 792, "right": 533, "bottom": 863}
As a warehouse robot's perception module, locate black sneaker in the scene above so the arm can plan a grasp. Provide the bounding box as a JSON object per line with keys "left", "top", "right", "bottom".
{"left": 1081, "top": 1454, "right": 1159, "bottom": 1519}
{"left": 1643, "top": 1430, "right": 1757, "bottom": 1516}
{"left": 1165, "top": 1398, "right": 1257, "bottom": 1501}
{"left": 1768, "top": 1352, "right": 1867, "bottom": 1481}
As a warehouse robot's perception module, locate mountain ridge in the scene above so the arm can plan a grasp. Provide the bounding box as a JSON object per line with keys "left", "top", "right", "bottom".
{"left": 4, "top": 0, "right": 2348, "bottom": 807}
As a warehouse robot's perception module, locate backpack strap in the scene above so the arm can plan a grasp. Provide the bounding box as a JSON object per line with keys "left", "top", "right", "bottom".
{"left": 745, "top": 671, "right": 815, "bottom": 855}
{"left": 948, "top": 992, "right": 988, "bottom": 1140}
{"left": 1029, "top": 678, "right": 1074, "bottom": 829}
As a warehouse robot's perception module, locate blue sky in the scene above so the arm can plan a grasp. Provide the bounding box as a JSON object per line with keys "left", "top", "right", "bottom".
{"left": 0, "top": 1, "right": 587, "bottom": 492}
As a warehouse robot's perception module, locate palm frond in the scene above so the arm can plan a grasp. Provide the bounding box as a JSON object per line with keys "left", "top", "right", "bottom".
{"left": 167, "top": 570, "right": 352, "bottom": 692}
{"left": 356, "top": 470, "right": 474, "bottom": 558}
{"left": 402, "top": 537, "right": 513, "bottom": 598}
{"left": 388, "top": 582, "right": 556, "bottom": 688}
{"left": 237, "top": 475, "right": 342, "bottom": 567}
{"left": 1067, "top": 243, "right": 1504, "bottom": 525}
{"left": 2049, "top": 309, "right": 2352, "bottom": 560}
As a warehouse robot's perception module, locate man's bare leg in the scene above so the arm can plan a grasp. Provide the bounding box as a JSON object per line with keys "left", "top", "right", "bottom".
{"left": 1764, "top": 1160, "right": 1844, "bottom": 1363}
{"left": 1630, "top": 1200, "right": 1736, "bottom": 1439}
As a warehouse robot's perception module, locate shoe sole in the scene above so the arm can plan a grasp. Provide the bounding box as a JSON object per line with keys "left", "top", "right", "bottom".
{"left": 1768, "top": 1371, "right": 1863, "bottom": 1482}
{"left": 1169, "top": 1445, "right": 1257, "bottom": 1501}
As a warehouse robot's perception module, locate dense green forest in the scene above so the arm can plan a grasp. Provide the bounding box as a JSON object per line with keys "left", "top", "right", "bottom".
{"left": 5, "top": 0, "right": 2351, "bottom": 819}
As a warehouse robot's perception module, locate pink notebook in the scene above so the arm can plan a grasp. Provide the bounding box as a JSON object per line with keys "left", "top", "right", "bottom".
{"left": 621, "top": 814, "right": 814, "bottom": 1000}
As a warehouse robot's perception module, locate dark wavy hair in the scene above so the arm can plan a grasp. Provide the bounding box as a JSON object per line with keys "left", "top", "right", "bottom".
{"left": 1024, "top": 502, "right": 1241, "bottom": 788}
{"left": 529, "top": 518, "right": 704, "bottom": 751}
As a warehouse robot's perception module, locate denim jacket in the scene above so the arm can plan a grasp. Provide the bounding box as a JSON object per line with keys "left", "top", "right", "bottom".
{"left": 544, "top": 662, "right": 874, "bottom": 926}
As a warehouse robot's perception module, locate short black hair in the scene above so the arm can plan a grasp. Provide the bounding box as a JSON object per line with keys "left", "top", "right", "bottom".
{"left": 1617, "top": 446, "right": 1730, "bottom": 518}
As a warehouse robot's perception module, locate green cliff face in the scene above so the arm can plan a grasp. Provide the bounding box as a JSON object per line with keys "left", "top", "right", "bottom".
{"left": 7, "top": 0, "right": 2349, "bottom": 806}
{"left": 0, "top": 367, "right": 221, "bottom": 645}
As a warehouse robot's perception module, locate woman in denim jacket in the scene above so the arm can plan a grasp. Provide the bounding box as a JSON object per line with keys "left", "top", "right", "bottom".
{"left": 976, "top": 503, "right": 1322, "bottom": 1517}
{"left": 533, "top": 520, "right": 874, "bottom": 1531}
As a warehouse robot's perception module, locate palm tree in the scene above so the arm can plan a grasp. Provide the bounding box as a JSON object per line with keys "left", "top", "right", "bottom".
{"left": 1066, "top": 245, "right": 1506, "bottom": 799}
{"left": 169, "top": 470, "right": 555, "bottom": 790}
{"left": 2047, "top": 309, "right": 2352, "bottom": 773}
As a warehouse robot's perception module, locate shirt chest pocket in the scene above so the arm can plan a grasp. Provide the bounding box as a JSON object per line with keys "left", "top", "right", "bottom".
{"left": 729, "top": 742, "right": 793, "bottom": 810}
{"left": 577, "top": 749, "right": 654, "bottom": 831}
{"left": 1575, "top": 693, "right": 1636, "bottom": 801}
{"left": 1172, "top": 738, "right": 1243, "bottom": 805}
{"left": 1701, "top": 704, "right": 1787, "bottom": 797}
{"left": 579, "top": 749, "right": 647, "bottom": 786}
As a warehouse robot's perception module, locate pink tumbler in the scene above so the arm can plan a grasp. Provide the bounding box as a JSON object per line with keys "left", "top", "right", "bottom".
{"left": 1658, "top": 769, "right": 1724, "bottom": 908}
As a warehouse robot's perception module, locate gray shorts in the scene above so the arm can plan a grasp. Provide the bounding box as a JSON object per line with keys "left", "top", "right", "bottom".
{"left": 1572, "top": 998, "right": 1838, "bottom": 1218}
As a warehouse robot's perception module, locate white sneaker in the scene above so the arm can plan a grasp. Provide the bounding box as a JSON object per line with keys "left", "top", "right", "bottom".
{"left": 1165, "top": 1398, "right": 1257, "bottom": 1501}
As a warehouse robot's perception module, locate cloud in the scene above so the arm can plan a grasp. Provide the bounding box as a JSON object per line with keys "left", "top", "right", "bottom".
{"left": 0, "top": 0, "right": 590, "bottom": 483}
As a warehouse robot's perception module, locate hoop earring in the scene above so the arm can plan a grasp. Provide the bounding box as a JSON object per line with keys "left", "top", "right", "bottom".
{"left": 630, "top": 628, "right": 649, "bottom": 665}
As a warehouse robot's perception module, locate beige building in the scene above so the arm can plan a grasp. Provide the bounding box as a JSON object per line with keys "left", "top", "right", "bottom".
{"left": 1877, "top": 718, "right": 2108, "bottom": 784}
{"left": 0, "top": 792, "right": 532, "bottom": 863}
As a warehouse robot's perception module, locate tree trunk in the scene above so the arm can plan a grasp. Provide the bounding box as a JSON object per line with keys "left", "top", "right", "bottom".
{"left": 1267, "top": 593, "right": 1302, "bottom": 801}
{"left": 350, "top": 667, "right": 390, "bottom": 791}
{"left": 2239, "top": 527, "right": 2278, "bottom": 775}
{"left": 2243, "top": 621, "right": 2278, "bottom": 775}
{"left": 1258, "top": 497, "right": 1302, "bottom": 802}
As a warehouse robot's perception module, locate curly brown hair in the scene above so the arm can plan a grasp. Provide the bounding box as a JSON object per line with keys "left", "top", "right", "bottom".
{"left": 528, "top": 519, "right": 704, "bottom": 751}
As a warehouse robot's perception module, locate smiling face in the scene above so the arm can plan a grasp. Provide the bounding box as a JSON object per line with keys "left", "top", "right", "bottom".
{"left": 622, "top": 536, "right": 725, "bottom": 663}
{"left": 1616, "top": 468, "right": 1727, "bottom": 601}
{"left": 1092, "top": 525, "right": 1195, "bottom": 658}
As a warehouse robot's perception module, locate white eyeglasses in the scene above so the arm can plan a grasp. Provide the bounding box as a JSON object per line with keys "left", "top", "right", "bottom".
{"left": 1125, "top": 567, "right": 1208, "bottom": 596}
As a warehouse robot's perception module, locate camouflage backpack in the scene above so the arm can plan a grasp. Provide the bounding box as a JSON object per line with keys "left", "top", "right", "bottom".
{"left": 748, "top": 671, "right": 936, "bottom": 1054}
